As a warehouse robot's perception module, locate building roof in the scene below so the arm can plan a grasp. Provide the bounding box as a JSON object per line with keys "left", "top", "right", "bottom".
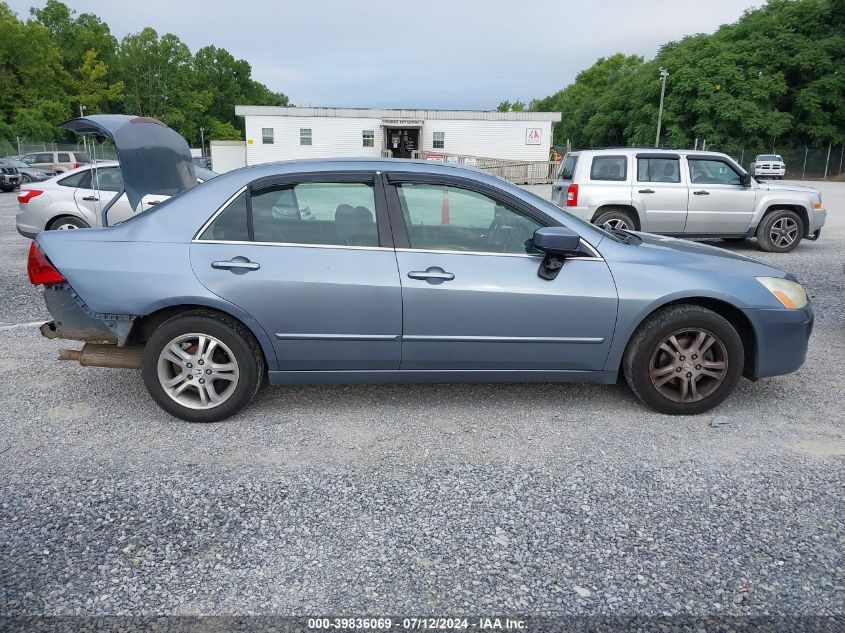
{"left": 235, "top": 105, "right": 561, "bottom": 122}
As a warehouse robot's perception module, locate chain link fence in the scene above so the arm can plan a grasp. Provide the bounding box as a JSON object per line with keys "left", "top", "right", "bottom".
{"left": 554, "top": 142, "right": 845, "bottom": 181}
{"left": 1, "top": 138, "right": 118, "bottom": 161}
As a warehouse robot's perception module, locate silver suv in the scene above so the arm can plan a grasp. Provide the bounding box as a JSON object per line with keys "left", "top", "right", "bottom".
{"left": 551, "top": 148, "right": 826, "bottom": 252}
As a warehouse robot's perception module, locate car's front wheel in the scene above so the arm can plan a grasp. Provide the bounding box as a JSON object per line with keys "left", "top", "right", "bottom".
{"left": 756, "top": 209, "right": 803, "bottom": 253}
{"left": 20, "top": 175, "right": 31, "bottom": 184}
{"left": 142, "top": 311, "right": 265, "bottom": 422}
{"left": 623, "top": 305, "right": 744, "bottom": 415}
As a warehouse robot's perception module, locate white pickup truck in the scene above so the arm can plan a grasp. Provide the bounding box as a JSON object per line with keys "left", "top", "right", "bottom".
{"left": 752, "top": 154, "right": 786, "bottom": 179}
{"left": 551, "top": 148, "right": 825, "bottom": 253}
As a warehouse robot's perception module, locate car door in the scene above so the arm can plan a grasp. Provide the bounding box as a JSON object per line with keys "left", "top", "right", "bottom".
{"left": 632, "top": 153, "right": 687, "bottom": 233}
{"left": 73, "top": 166, "right": 136, "bottom": 225}
{"left": 684, "top": 156, "right": 757, "bottom": 234}
{"left": 190, "top": 172, "right": 402, "bottom": 371}
{"left": 384, "top": 173, "right": 618, "bottom": 372}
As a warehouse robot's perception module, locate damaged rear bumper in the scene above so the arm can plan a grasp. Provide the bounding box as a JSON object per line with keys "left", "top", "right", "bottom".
{"left": 40, "top": 283, "right": 136, "bottom": 345}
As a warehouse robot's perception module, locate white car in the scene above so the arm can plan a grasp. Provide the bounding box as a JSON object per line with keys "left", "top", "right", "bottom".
{"left": 16, "top": 161, "right": 217, "bottom": 238}
{"left": 752, "top": 154, "right": 786, "bottom": 179}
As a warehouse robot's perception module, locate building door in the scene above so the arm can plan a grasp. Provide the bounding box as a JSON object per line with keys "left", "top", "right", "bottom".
{"left": 385, "top": 128, "right": 419, "bottom": 158}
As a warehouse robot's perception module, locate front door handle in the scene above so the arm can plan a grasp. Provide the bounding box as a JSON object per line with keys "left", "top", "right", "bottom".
{"left": 638, "top": 189, "right": 655, "bottom": 194}
{"left": 82, "top": 196, "right": 99, "bottom": 201}
{"left": 147, "top": 200, "right": 162, "bottom": 206}
{"left": 211, "top": 259, "right": 260, "bottom": 271}
{"left": 693, "top": 190, "right": 710, "bottom": 195}
{"left": 408, "top": 267, "right": 455, "bottom": 282}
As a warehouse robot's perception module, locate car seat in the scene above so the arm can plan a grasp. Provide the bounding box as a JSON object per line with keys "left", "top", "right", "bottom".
{"left": 335, "top": 204, "right": 376, "bottom": 246}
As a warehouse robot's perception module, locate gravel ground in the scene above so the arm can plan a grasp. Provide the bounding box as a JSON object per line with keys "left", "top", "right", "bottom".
{"left": 0, "top": 183, "right": 843, "bottom": 625}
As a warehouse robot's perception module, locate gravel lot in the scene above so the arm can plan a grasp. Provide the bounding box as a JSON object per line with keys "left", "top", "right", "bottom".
{"left": 0, "top": 182, "right": 843, "bottom": 625}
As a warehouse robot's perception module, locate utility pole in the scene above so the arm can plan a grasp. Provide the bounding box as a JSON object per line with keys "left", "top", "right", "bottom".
{"left": 655, "top": 68, "right": 669, "bottom": 148}
{"left": 199, "top": 126, "right": 205, "bottom": 157}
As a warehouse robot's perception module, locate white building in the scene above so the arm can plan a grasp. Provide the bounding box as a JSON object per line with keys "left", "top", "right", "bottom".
{"left": 233, "top": 106, "right": 561, "bottom": 167}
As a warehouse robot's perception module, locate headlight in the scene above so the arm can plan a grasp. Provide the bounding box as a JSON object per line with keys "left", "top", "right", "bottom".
{"left": 756, "top": 277, "right": 808, "bottom": 309}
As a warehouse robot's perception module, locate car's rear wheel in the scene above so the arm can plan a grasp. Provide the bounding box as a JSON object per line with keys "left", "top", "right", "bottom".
{"left": 623, "top": 305, "right": 744, "bottom": 415}
{"left": 142, "top": 311, "right": 264, "bottom": 422}
{"left": 756, "top": 209, "right": 803, "bottom": 253}
{"left": 48, "top": 216, "right": 90, "bottom": 231}
{"left": 593, "top": 207, "right": 637, "bottom": 231}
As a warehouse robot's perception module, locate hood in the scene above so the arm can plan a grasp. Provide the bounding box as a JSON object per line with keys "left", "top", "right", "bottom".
{"left": 59, "top": 114, "right": 196, "bottom": 212}
{"left": 632, "top": 232, "right": 783, "bottom": 272}
{"left": 756, "top": 181, "right": 818, "bottom": 195}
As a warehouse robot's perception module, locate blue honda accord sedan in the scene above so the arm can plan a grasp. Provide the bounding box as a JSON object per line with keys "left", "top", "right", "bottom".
{"left": 27, "top": 116, "right": 813, "bottom": 422}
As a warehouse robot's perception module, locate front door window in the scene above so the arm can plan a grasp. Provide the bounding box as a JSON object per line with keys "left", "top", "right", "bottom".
{"left": 396, "top": 183, "right": 542, "bottom": 255}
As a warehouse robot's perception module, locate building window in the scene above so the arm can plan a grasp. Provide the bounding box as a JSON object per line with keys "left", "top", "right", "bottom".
{"left": 362, "top": 130, "right": 375, "bottom": 147}
{"left": 300, "top": 128, "right": 312, "bottom": 146}
{"left": 262, "top": 128, "right": 273, "bottom": 144}
{"left": 432, "top": 131, "right": 445, "bottom": 149}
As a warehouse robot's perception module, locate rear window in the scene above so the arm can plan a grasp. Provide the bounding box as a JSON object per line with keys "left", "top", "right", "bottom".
{"left": 590, "top": 156, "right": 627, "bottom": 181}
{"left": 558, "top": 154, "right": 578, "bottom": 180}
{"left": 74, "top": 152, "right": 91, "bottom": 163}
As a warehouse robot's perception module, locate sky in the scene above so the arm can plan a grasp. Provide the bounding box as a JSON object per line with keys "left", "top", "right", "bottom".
{"left": 8, "top": 0, "right": 763, "bottom": 110}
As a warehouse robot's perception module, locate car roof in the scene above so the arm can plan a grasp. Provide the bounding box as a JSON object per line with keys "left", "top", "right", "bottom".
{"left": 567, "top": 148, "right": 732, "bottom": 158}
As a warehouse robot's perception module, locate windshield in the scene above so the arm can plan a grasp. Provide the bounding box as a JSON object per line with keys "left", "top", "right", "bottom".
{"left": 758, "top": 155, "right": 782, "bottom": 161}
{"left": 6, "top": 159, "right": 27, "bottom": 168}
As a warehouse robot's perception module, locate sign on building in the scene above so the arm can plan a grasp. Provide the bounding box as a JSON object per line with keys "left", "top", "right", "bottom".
{"left": 525, "top": 128, "right": 542, "bottom": 145}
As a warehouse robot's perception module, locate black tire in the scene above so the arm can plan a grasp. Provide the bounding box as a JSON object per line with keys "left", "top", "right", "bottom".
{"left": 142, "top": 310, "right": 265, "bottom": 422}
{"left": 0, "top": 186, "right": 14, "bottom": 193}
{"left": 623, "top": 305, "right": 744, "bottom": 416}
{"left": 756, "top": 209, "right": 803, "bottom": 253}
{"left": 48, "top": 216, "right": 90, "bottom": 231}
{"left": 20, "top": 175, "right": 31, "bottom": 184}
{"left": 593, "top": 207, "right": 637, "bottom": 231}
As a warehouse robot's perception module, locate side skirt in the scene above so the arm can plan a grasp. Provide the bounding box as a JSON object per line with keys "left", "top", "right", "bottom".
{"left": 267, "top": 369, "right": 619, "bottom": 386}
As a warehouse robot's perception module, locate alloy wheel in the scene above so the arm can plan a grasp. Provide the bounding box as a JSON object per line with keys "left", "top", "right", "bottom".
{"left": 648, "top": 328, "right": 728, "bottom": 403}
{"left": 156, "top": 333, "right": 240, "bottom": 410}
{"left": 56, "top": 223, "right": 80, "bottom": 230}
{"left": 769, "top": 217, "right": 798, "bottom": 248}
{"left": 603, "top": 219, "right": 630, "bottom": 230}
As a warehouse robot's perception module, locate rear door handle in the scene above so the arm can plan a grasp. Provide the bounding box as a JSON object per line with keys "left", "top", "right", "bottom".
{"left": 211, "top": 259, "right": 260, "bottom": 271}
{"left": 693, "top": 190, "right": 710, "bottom": 195}
{"left": 147, "top": 200, "right": 162, "bottom": 206}
{"left": 408, "top": 267, "right": 455, "bottom": 282}
{"left": 82, "top": 196, "right": 99, "bottom": 201}
{"left": 638, "top": 189, "right": 655, "bottom": 194}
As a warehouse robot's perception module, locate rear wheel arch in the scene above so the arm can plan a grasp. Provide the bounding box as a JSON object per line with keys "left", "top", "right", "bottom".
{"left": 129, "top": 304, "right": 272, "bottom": 374}
{"left": 619, "top": 297, "right": 757, "bottom": 379}
{"left": 591, "top": 205, "right": 641, "bottom": 230}
{"left": 47, "top": 214, "right": 90, "bottom": 231}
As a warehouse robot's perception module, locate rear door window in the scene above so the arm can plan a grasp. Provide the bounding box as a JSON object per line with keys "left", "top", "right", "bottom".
{"left": 91, "top": 167, "right": 124, "bottom": 192}
{"left": 74, "top": 152, "right": 91, "bottom": 163}
{"left": 251, "top": 181, "right": 379, "bottom": 247}
{"left": 637, "top": 157, "right": 681, "bottom": 183}
{"left": 57, "top": 153, "right": 71, "bottom": 163}
{"left": 590, "top": 156, "right": 627, "bottom": 181}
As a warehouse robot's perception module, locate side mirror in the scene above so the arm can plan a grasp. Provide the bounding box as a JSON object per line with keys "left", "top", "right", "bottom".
{"left": 740, "top": 172, "right": 752, "bottom": 187}
{"left": 532, "top": 226, "right": 582, "bottom": 281}
{"left": 532, "top": 226, "right": 582, "bottom": 256}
